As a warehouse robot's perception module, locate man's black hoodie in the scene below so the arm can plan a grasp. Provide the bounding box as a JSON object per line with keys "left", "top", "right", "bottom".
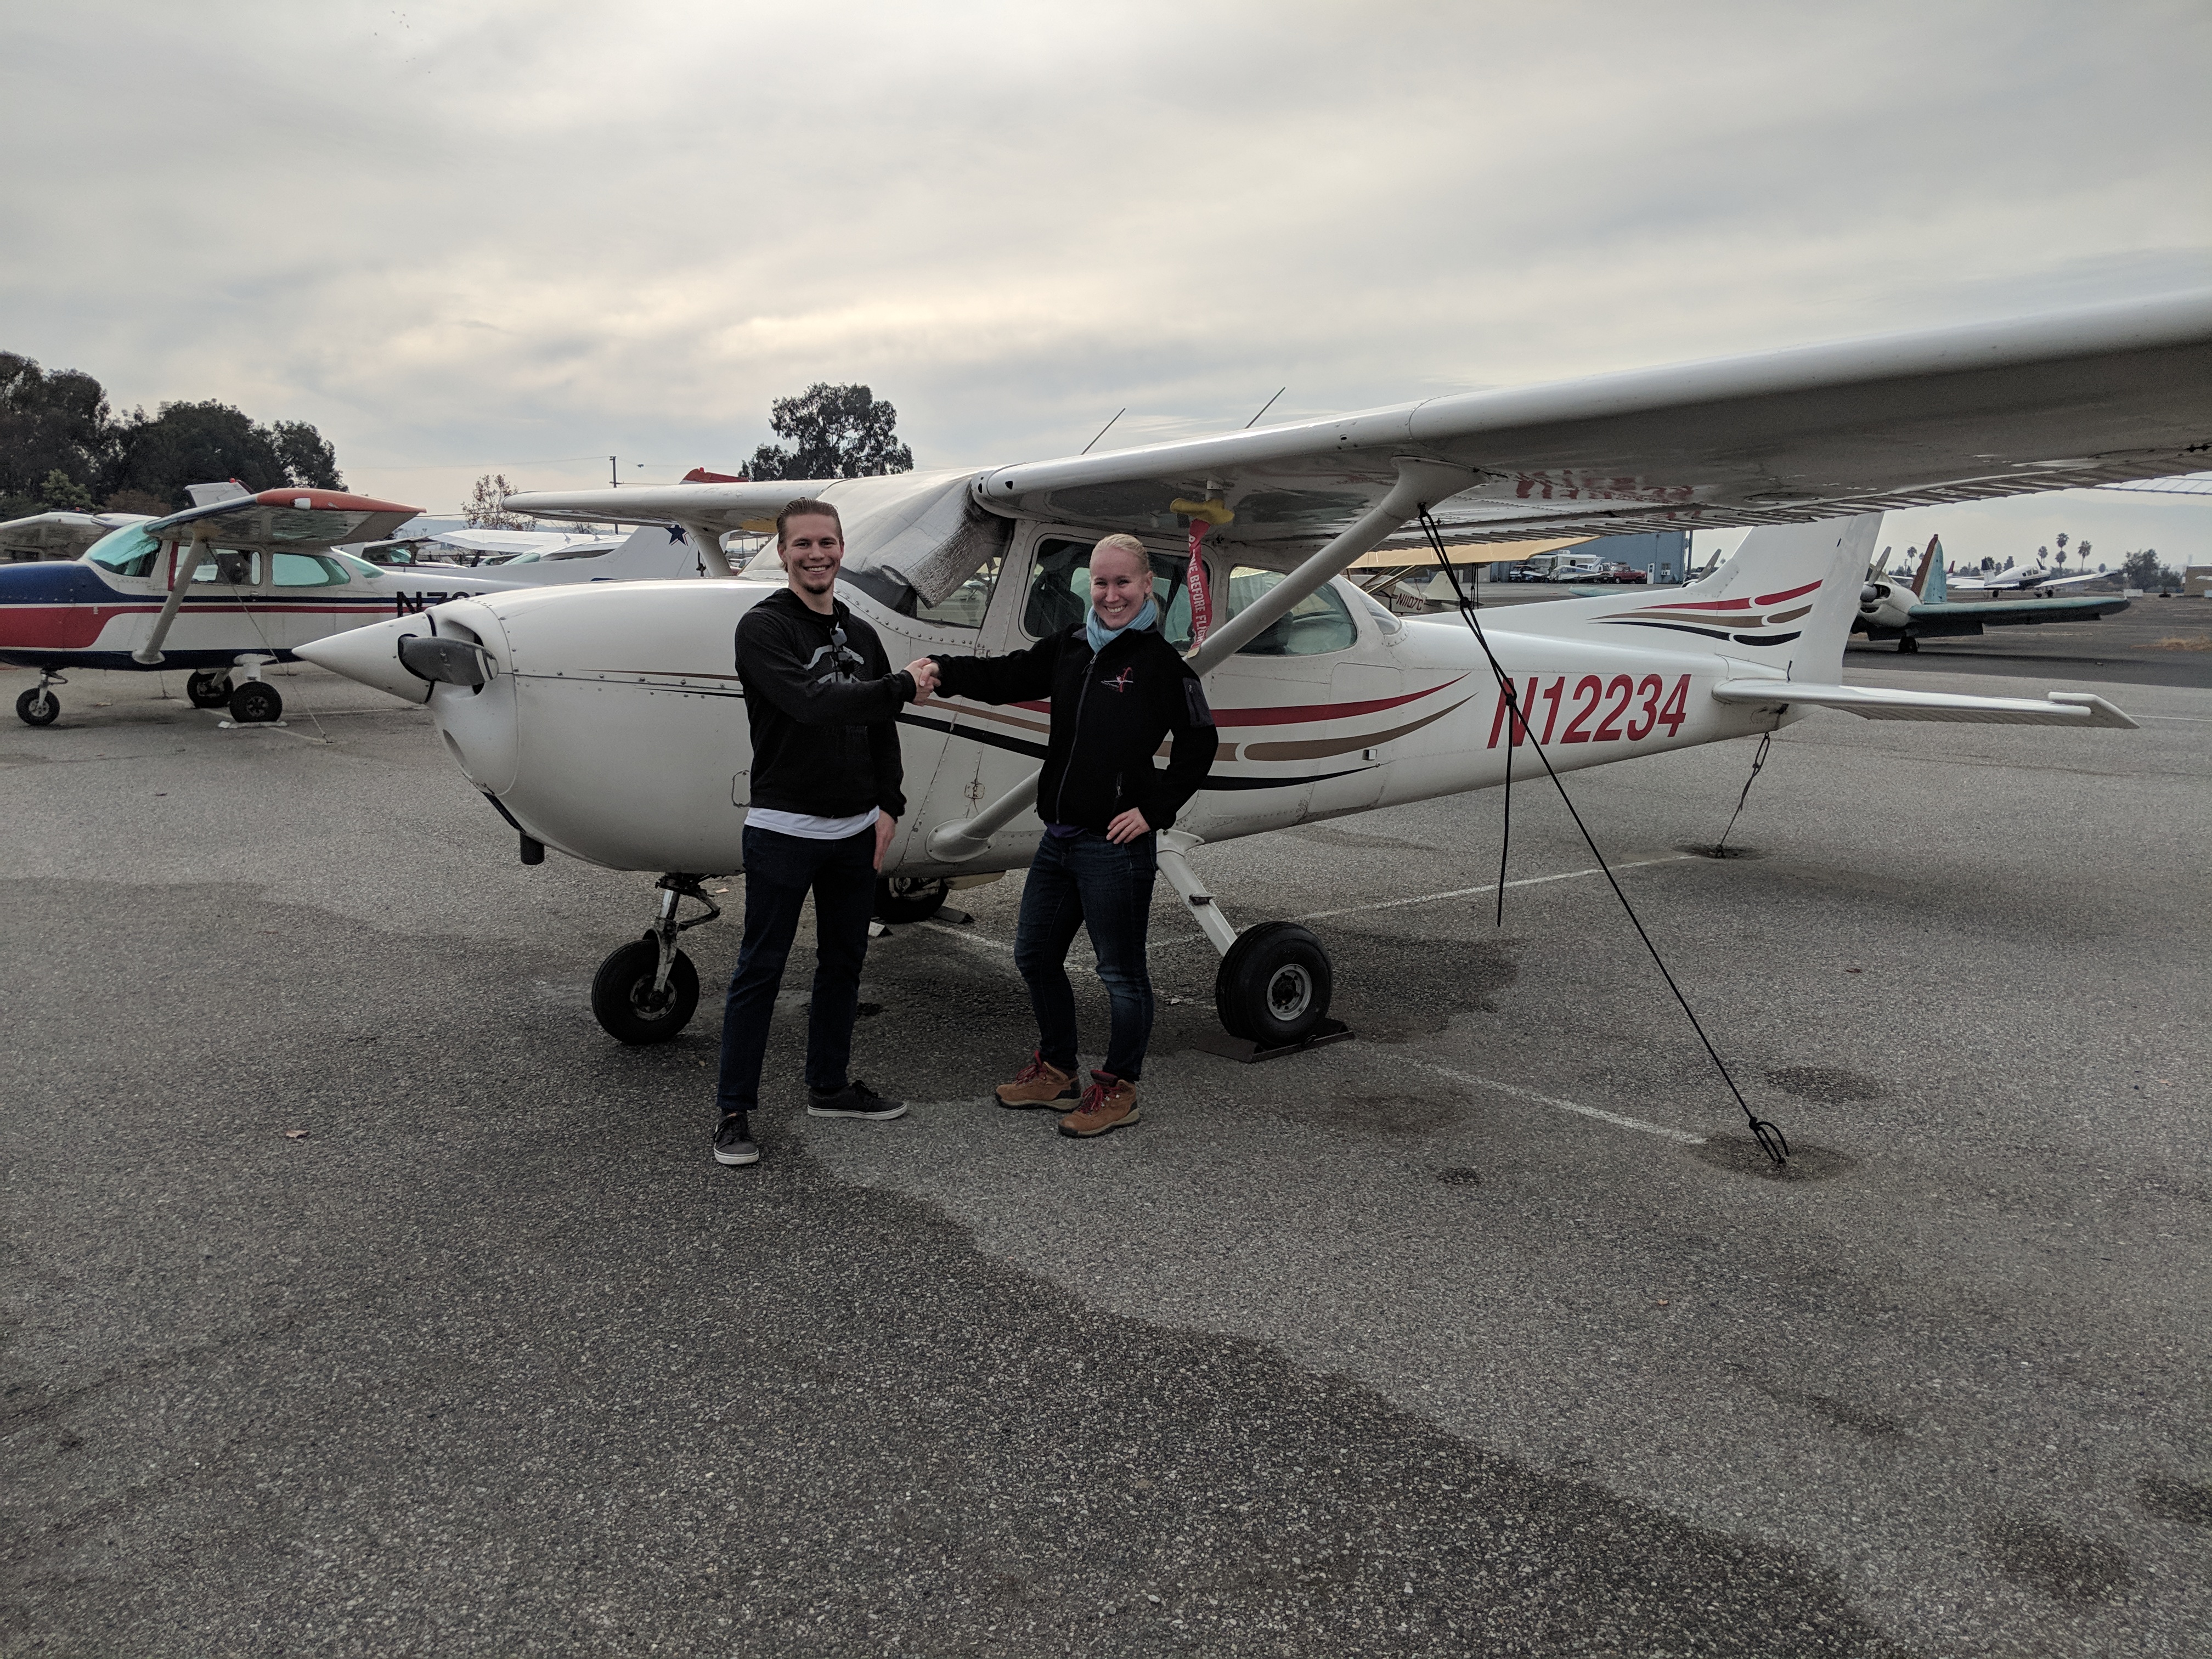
{"left": 930, "top": 624, "right": 1217, "bottom": 834}
{"left": 735, "top": 589, "right": 915, "bottom": 820}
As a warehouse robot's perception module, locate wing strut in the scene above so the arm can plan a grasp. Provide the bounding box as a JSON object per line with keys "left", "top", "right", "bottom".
{"left": 925, "top": 458, "right": 1471, "bottom": 862}
{"left": 1416, "top": 507, "right": 1791, "bottom": 1167}
{"left": 132, "top": 531, "right": 207, "bottom": 665}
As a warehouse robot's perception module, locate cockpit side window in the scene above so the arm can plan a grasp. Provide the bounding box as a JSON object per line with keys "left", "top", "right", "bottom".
{"left": 192, "top": 550, "right": 261, "bottom": 585}
{"left": 86, "top": 524, "right": 161, "bottom": 579}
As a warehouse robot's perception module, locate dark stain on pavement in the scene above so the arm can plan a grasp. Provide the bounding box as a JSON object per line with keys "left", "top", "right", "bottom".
{"left": 1979, "top": 1516, "right": 2135, "bottom": 1604}
{"left": 1689, "top": 1134, "right": 1861, "bottom": 1182}
{"left": 1764, "top": 1065, "right": 1888, "bottom": 1103}
{"left": 2137, "top": 1474, "right": 2212, "bottom": 1528}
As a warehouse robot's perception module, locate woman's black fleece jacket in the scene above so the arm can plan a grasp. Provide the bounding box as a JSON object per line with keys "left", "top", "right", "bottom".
{"left": 930, "top": 624, "right": 1218, "bottom": 834}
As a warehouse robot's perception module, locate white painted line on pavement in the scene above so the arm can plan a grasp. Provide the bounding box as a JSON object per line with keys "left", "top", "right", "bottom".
{"left": 1379, "top": 1051, "right": 1708, "bottom": 1145}
{"left": 1144, "top": 855, "right": 1693, "bottom": 955}
{"left": 1291, "top": 854, "right": 1691, "bottom": 924}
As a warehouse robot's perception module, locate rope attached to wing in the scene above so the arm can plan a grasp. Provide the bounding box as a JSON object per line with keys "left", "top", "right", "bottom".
{"left": 1417, "top": 509, "right": 1790, "bottom": 1168}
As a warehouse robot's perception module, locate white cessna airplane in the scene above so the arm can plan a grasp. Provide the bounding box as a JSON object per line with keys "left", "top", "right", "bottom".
{"left": 300, "top": 292, "right": 2209, "bottom": 1053}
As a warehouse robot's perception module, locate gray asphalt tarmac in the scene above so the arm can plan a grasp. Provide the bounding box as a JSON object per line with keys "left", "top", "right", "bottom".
{"left": 4, "top": 645, "right": 2207, "bottom": 1658}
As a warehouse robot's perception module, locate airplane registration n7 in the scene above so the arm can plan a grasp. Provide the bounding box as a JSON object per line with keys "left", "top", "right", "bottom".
{"left": 299, "top": 292, "right": 2211, "bottom": 1049}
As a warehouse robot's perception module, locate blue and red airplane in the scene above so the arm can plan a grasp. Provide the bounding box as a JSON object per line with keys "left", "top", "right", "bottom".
{"left": 1, "top": 482, "right": 515, "bottom": 726}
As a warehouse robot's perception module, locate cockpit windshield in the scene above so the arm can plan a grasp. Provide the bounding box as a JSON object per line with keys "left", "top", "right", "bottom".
{"left": 85, "top": 523, "right": 161, "bottom": 579}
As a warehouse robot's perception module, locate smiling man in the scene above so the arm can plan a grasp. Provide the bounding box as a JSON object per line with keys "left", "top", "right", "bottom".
{"left": 712, "top": 498, "right": 926, "bottom": 1168}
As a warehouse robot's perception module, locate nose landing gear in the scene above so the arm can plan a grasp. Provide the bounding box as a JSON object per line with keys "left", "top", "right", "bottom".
{"left": 186, "top": 670, "right": 234, "bottom": 709}
{"left": 14, "top": 670, "right": 64, "bottom": 726}
{"left": 591, "top": 874, "right": 721, "bottom": 1044}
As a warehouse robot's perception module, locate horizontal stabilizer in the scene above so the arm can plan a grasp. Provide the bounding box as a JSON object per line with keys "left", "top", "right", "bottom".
{"left": 1712, "top": 680, "right": 2138, "bottom": 728}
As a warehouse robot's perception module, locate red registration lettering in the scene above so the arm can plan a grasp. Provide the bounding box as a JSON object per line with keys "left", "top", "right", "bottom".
{"left": 1538, "top": 675, "right": 1566, "bottom": 743}
{"left": 1486, "top": 675, "right": 1538, "bottom": 748}
{"left": 1626, "top": 674, "right": 1663, "bottom": 740}
{"left": 1593, "top": 674, "right": 1634, "bottom": 741}
{"left": 1560, "top": 675, "right": 1604, "bottom": 742}
{"left": 1656, "top": 674, "right": 1691, "bottom": 737}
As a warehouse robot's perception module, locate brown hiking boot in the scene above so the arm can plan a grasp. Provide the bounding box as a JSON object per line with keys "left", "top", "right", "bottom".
{"left": 996, "top": 1051, "right": 1078, "bottom": 1109}
{"left": 1059, "top": 1073, "right": 1140, "bottom": 1138}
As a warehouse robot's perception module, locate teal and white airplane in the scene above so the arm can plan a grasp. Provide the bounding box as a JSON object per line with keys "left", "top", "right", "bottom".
{"left": 1854, "top": 534, "right": 2129, "bottom": 652}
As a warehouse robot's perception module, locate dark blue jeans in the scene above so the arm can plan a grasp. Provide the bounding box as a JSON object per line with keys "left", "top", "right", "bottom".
{"left": 1015, "top": 830, "right": 1158, "bottom": 1082}
{"left": 715, "top": 824, "right": 877, "bottom": 1115}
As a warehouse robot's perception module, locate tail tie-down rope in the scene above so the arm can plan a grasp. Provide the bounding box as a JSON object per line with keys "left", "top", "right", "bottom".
{"left": 1418, "top": 510, "right": 1790, "bottom": 1167}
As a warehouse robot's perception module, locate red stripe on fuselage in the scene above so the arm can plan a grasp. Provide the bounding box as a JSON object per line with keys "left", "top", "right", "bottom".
{"left": 995, "top": 676, "right": 1468, "bottom": 731}
{"left": 1753, "top": 579, "right": 1824, "bottom": 606}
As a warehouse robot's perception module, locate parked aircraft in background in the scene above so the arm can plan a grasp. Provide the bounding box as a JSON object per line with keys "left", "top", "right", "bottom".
{"left": 1, "top": 510, "right": 155, "bottom": 564}
{"left": 297, "top": 292, "right": 2203, "bottom": 1055}
{"left": 0, "top": 483, "right": 530, "bottom": 726}
{"left": 0, "top": 487, "right": 768, "bottom": 726}
{"left": 1854, "top": 535, "right": 2130, "bottom": 651}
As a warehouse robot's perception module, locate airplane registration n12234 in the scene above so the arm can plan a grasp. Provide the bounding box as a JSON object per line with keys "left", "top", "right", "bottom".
{"left": 297, "top": 291, "right": 2207, "bottom": 1137}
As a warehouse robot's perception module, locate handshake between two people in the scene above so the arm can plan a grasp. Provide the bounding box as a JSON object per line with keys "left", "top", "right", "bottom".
{"left": 903, "top": 657, "right": 942, "bottom": 699}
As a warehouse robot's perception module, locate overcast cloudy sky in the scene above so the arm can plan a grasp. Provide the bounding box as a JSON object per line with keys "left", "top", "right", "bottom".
{"left": 5, "top": 1, "right": 2207, "bottom": 562}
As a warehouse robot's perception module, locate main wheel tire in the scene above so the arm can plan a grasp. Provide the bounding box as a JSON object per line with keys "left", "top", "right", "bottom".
{"left": 1897, "top": 636, "right": 1919, "bottom": 653}
{"left": 15, "top": 687, "right": 59, "bottom": 727}
{"left": 1214, "top": 920, "right": 1333, "bottom": 1047}
{"left": 591, "top": 937, "right": 701, "bottom": 1045}
{"left": 875, "top": 875, "right": 949, "bottom": 924}
{"left": 187, "top": 672, "right": 233, "bottom": 709}
{"left": 228, "top": 681, "right": 283, "bottom": 723}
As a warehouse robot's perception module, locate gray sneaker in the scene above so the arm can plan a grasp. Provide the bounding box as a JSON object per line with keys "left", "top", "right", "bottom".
{"left": 805, "top": 1079, "right": 907, "bottom": 1120}
{"left": 713, "top": 1113, "right": 760, "bottom": 1166}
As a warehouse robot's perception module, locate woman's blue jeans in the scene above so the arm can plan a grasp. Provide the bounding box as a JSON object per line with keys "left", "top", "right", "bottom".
{"left": 1014, "top": 830, "right": 1158, "bottom": 1081}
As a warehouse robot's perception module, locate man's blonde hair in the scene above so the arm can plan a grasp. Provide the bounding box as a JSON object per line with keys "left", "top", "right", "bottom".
{"left": 1091, "top": 532, "right": 1151, "bottom": 574}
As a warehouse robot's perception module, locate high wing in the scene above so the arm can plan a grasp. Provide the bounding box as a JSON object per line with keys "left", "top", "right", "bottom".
{"left": 142, "top": 487, "right": 421, "bottom": 552}
{"left": 507, "top": 292, "right": 2210, "bottom": 570}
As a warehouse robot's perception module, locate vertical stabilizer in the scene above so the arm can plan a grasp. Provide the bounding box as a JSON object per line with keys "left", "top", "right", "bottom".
{"left": 1528, "top": 514, "right": 1883, "bottom": 673}
{"left": 1918, "top": 535, "right": 1946, "bottom": 602}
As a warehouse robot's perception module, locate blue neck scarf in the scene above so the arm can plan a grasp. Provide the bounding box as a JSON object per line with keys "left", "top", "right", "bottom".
{"left": 1085, "top": 595, "right": 1158, "bottom": 654}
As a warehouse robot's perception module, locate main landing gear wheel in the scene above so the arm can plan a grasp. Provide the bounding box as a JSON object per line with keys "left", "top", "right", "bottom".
{"left": 15, "top": 686, "right": 59, "bottom": 727}
{"left": 875, "top": 875, "right": 949, "bottom": 924}
{"left": 187, "top": 671, "right": 233, "bottom": 709}
{"left": 591, "top": 936, "right": 701, "bottom": 1045}
{"left": 1897, "top": 636, "right": 1920, "bottom": 653}
{"left": 228, "top": 681, "right": 283, "bottom": 723}
{"left": 1214, "top": 920, "right": 1334, "bottom": 1047}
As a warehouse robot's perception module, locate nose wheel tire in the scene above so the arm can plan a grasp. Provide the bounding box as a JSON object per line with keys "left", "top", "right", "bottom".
{"left": 187, "top": 672, "right": 234, "bottom": 709}
{"left": 15, "top": 687, "right": 59, "bottom": 727}
{"left": 1214, "top": 920, "right": 1333, "bottom": 1047}
{"left": 228, "top": 681, "right": 284, "bottom": 724}
{"left": 874, "top": 875, "right": 949, "bottom": 924}
{"left": 591, "top": 936, "right": 701, "bottom": 1045}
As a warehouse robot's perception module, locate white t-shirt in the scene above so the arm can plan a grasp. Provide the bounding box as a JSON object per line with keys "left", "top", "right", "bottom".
{"left": 746, "top": 806, "right": 881, "bottom": 841}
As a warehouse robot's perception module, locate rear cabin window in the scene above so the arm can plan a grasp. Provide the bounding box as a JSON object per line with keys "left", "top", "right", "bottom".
{"left": 272, "top": 552, "right": 350, "bottom": 587}
{"left": 1223, "top": 566, "right": 1358, "bottom": 657}
{"left": 1022, "top": 537, "right": 1193, "bottom": 649}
